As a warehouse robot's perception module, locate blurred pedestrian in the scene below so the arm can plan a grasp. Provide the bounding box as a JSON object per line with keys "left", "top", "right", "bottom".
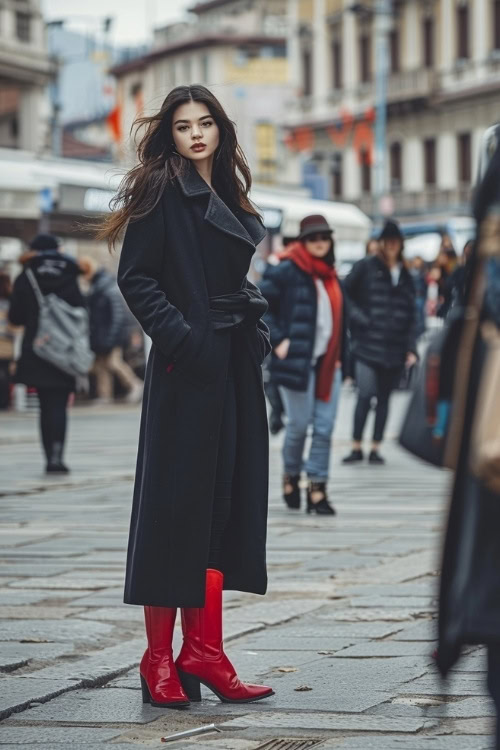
{"left": 97, "top": 85, "right": 273, "bottom": 709}
{"left": 0, "top": 271, "right": 14, "bottom": 409}
{"left": 409, "top": 256, "right": 428, "bottom": 338}
{"left": 80, "top": 257, "right": 143, "bottom": 404}
{"left": 438, "top": 125, "right": 500, "bottom": 748}
{"left": 260, "top": 215, "right": 347, "bottom": 514}
{"left": 439, "top": 239, "right": 475, "bottom": 318}
{"left": 342, "top": 220, "right": 418, "bottom": 465}
{"left": 8, "top": 234, "right": 85, "bottom": 473}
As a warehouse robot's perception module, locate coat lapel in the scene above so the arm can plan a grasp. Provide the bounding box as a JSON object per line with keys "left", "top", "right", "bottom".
{"left": 177, "top": 162, "right": 267, "bottom": 250}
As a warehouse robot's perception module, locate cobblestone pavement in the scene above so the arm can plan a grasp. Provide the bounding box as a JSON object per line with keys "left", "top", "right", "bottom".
{"left": 0, "top": 389, "right": 495, "bottom": 749}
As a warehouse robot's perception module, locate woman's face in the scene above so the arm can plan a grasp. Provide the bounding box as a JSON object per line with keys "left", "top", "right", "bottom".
{"left": 382, "top": 238, "right": 402, "bottom": 262}
{"left": 172, "top": 100, "right": 220, "bottom": 162}
{"left": 304, "top": 233, "right": 332, "bottom": 258}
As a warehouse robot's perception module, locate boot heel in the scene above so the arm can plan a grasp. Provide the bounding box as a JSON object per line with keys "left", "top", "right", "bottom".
{"left": 178, "top": 669, "right": 202, "bottom": 701}
{"left": 140, "top": 674, "right": 151, "bottom": 704}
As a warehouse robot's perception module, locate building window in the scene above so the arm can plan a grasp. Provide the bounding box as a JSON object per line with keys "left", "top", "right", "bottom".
{"left": 389, "top": 29, "right": 400, "bottom": 73}
{"left": 457, "top": 3, "right": 469, "bottom": 60}
{"left": 423, "top": 17, "right": 434, "bottom": 68}
{"left": 331, "top": 153, "right": 343, "bottom": 198}
{"left": 494, "top": 0, "right": 500, "bottom": 50}
{"left": 302, "top": 49, "right": 312, "bottom": 96}
{"left": 16, "top": 12, "right": 31, "bottom": 42}
{"left": 389, "top": 142, "right": 402, "bottom": 189}
{"left": 332, "top": 39, "right": 342, "bottom": 90}
{"left": 200, "top": 54, "right": 209, "bottom": 83}
{"left": 360, "top": 148, "right": 371, "bottom": 193}
{"left": 359, "top": 34, "right": 371, "bottom": 83}
{"left": 458, "top": 132, "right": 471, "bottom": 183}
{"left": 424, "top": 138, "right": 436, "bottom": 186}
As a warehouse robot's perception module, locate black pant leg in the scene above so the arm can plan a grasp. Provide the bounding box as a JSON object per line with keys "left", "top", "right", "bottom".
{"left": 488, "top": 645, "right": 500, "bottom": 750}
{"left": 37, "top": 388, "right": 70, "bottom": 463}
{"left": 207, "top": 357, "right": 237, "bottom": 571}
{"left": 353, "top": 361, "right": 377, "bottom": 442}
{"left": 373, "top": 367, "right": 400, "bottom": 443}
{"left": 0, "top": 360, "right": 10, "bottom": 409}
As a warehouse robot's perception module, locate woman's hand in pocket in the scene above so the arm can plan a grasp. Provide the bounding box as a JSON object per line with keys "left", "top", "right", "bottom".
{"left": 275, "top": 338, "right": 290, "bottom": 360}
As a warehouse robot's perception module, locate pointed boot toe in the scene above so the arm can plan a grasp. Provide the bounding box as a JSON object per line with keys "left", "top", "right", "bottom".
{"left": 176, "top": 569, "right": 276, "bottom": 704}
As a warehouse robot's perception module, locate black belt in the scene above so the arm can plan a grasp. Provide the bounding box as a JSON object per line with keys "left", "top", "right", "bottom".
{"left": 209, "top": 288, "right": 268, "bottom": 331}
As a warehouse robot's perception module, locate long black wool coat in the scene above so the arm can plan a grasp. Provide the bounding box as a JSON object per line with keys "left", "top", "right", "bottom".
{"left": 117, "top": 162, "right": 270, "bottom": 608}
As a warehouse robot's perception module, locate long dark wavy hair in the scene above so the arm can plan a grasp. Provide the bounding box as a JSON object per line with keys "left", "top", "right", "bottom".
{"left": 98, "top": 85, "right": 259, "bottom": 250}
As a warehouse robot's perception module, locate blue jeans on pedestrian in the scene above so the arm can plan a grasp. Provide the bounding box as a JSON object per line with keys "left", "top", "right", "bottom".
{"left": 279, "top": 368, "right": 342, "bottom": 481}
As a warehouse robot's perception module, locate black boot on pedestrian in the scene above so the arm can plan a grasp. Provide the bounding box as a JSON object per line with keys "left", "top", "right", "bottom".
{"left": 342, "top": 449, "right": 364, "bottom": 464}
{"left": 306, "top": 481, "right": 336, "bottom": 515}
{"left": 46, "top": 442, "right": 70, "bottom": 474}
{"left": 368, "top": 450, "right": 385, "bottom": 465}
{"left": 283, "top": 474, "right": 301, "bottom": 509}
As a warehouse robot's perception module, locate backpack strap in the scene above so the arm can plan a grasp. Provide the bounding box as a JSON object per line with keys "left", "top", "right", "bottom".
{"left": 26, "top": 268, "right": 46, "bottom": 309}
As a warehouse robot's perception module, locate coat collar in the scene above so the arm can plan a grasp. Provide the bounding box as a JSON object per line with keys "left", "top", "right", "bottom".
{"left": 177, "top": 161, "right": 267, "bottom": 250}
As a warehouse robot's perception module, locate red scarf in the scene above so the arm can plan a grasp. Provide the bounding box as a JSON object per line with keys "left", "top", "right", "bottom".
{"left": 281, "top": 242, "right": 343, "bottom": 402}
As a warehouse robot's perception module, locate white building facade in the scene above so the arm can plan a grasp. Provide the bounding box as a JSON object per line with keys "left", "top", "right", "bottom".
{"left": 284, "top": 0, "right": 500, "bottom": 223}
{"left": 0, "top": 0, "right": 54, "bottom": 152}
{"left": 110, "top": 0, "right": 291, "bottom": 183}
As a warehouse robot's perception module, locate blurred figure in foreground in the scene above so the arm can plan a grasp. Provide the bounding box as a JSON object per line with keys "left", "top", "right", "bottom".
{"left": 342, "top": 220, "right": 418, "bottom": 465}
{"left": 8, "top": 234, "right": 85, "bottom": 473}
{"left": 260, "top": 215, "right": 347, "bottom": 514}
{"left": 81, "top": 258, "right": 143, "bottom": 405}
{"left": 0, "top": 271, "right": 14, "bottom": 409}
{"left": 438, "top": 124, "right": 500, "bottom": 749}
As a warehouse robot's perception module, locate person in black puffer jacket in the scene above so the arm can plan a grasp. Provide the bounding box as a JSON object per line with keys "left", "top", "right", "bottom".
{"left": 260, "top": 215, "right": 347, "bottom": 515}
{"left": 8, "top": 234, "right": 85, "bottom": 474}
{"left": 342, "top": 220, "right": 418, "bottom": 465}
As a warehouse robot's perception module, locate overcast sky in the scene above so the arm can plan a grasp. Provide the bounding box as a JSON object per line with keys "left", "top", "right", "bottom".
{"left": 41, "top": 0, "right": 194, "bottom": 46}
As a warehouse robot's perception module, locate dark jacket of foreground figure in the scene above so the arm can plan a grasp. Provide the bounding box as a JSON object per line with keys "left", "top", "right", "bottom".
{"left": 259, "top": 259, "right": 348, "bottom": 392}
{"left": 343, "top": 254, "right": 417, "bottom": 369}
{"left": 8, "top": 250, "right": 84, "bottom": 390}
{"left": 117, "top": 163, "right": 270, "bottom": 608}
{"left": 438, "top": 135, "right": 500, "bottom": 674}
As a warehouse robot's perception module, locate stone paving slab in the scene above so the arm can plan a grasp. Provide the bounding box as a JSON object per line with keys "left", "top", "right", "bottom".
{"left": 393, "top": 620, "right": 438, "bottom": 642}
{"left": 221, "top": 711, "right": 436, "bottom": 732}
{"left": 0, "top": 726, "right": 122, "bottom": 745}
{"left": 0, "top": 642, "right": 76, "bottom": 671}
{"left": 336, "top": 641, "right": 436, "bottom": 658}
{"left": 0, "top": 678, "right": 69, "bottom": 720}
{"left": 18, "top": 638, "right": 143, "bottom": 683}
{"left": 9, "top": 687, "right": 167, "bottom": 724}
{"left": 321, "top": 737, "right": 492, "bottom": 749}
{"left": 0, "top": 619, "right": 113, "bottom": 643}
{"left": 0, "top": 607, "right": 85, "bottom": 621}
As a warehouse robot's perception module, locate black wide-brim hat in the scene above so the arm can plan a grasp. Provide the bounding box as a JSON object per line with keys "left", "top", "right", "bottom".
{"left": 378, "top": 219, "right": 403, "bottom": 242}
{"left": 299, "top": 214, "right": 333, "bottom": 240}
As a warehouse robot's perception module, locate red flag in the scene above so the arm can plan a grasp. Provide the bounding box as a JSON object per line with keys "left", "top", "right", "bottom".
{"left": 107, "top": 105, "right": 122, "bottom": 143}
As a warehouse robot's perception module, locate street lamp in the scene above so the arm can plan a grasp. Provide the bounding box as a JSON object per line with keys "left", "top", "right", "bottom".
{"left": 350, "top": 0, "right": 393, "bottom": 221}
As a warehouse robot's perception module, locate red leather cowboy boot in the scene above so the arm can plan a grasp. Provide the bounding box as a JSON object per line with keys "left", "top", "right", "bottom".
{"left": 175, "top": 569, "right": 274, "bottom": 703}
{"left": 140, "top": 606, "right": 190, "bottom": 708}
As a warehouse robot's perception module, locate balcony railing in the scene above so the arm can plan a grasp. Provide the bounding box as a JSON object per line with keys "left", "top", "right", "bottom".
{"left": 387, "top": 68, "right": 436, "bottom": 102}
{"left": 356, "top": 185, "right": 473, "bottom": 218}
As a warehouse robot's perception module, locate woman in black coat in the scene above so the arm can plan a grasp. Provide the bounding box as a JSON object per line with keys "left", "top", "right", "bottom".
{"left": 342, "top": 220, "right": 418, "bottom": 465}
{"left": 260, "top": 215, "right": 347, "bottom": 515}
{"left": 99, "top": 85, "right": 273, "bottom": 709}
{"left": 8, "top": 234, "right": 84, "bottom": 473}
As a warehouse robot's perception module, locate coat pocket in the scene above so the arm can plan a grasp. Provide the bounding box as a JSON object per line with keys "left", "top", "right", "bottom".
{"left": 174, "top": 319, "right": 224, "bottom": 386}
